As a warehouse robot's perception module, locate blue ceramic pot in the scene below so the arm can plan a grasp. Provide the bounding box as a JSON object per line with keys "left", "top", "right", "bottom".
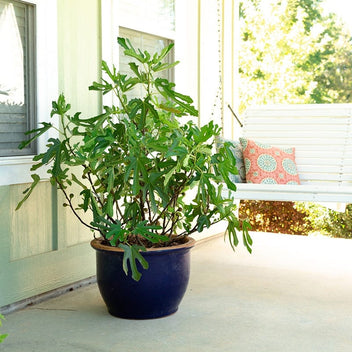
{"left": 91, "top": 237, "right": 195, "bottom": 319}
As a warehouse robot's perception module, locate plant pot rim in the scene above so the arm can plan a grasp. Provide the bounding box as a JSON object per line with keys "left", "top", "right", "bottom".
{"left": 91, "top": 236, "right": 196, "bottom": 253}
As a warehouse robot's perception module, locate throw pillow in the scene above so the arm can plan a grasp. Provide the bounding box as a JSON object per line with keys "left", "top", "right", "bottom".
{"left": 239, "top": 137, "right": 300, "bottom": 185}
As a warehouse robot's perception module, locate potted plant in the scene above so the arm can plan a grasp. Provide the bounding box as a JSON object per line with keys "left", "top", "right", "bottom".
{"left": 17, "top": 38, "right": 252, "bottom": 319}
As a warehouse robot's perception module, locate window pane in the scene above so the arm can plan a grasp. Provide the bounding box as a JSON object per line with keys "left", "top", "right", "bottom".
{"left": 119, "top": 27, "right": 174, "bottom": 101}
{"left": 0, "top": 0, "right": 36, "bottom": 157}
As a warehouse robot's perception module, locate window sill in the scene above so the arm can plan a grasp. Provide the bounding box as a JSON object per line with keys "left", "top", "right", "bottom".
{"left": 0, "top": 156, "right": 50, "bottom": 186}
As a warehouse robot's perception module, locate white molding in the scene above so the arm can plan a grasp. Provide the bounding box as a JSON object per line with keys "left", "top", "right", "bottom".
{"left": 0, "top": 0, "right": 58, "bottom": 186}
{"left": 101, "top": 0, "right": 120, "bottom": 108}
{"left": 174, "top": 0, "right": 198, "bottom": 107}
{"left": 0, "top": 156, "right": 50, "bottom": 186}
{"left": 117, "top": 0, "right": 176, "bottom": 40}
{"left": 35, "top": 0, "right": 59, "bottom": 152}
{"left": 101, "top": 0, "right": 120, "bottom": 65}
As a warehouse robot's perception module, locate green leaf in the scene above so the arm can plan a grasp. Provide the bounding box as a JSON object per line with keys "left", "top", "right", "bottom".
{"left": 51, "top": 93, "right": 71, "bottom": 116}
{"left": 132, "top": 220, "right": 166, "bottom": 243}
{"left": 106, "top": 194, "right": 114, "bottom": 218}
{"left": 16, "top": 174, "right": 41, "bottom": 210}
{"left": 159, "top": 104, "right": 182, "bottom": 115}
{"left": 104, "top": 221, "right": 128, "bottom": 246}
{"left": 164, "top": 166, "right": 177, "bottom": 186}
{"left": 80, "top": 189, "right": 91, "bottom": 211}
{"left": 118, "top": 244, "right": 149, "bottom": 281}
{"left": 128, "top": 62, "right": 141, "bottom": 79}
{"left": 107, "top": 168, "right": 114, "bottom": 193}
{"left": 118, "top": 37, "right": 149, "bottom": 64}
{"left": 152, "top": 61, "right": 179, "bottom": 73}
{"left": 117, "top": 37, "right": 129, "bottom": 50}
{"left": 120, "top": 77, "right": 140, "bottom": 92}
{"left": 132, "top": 161, "right": 141, "bottom": 196}
{"left": 71, "top": 174, "right": 87, "bottom": 190}
{"left": 30, "top": 162, "right": 44, "bottom": 171}
{"left": 123, "top": 203, "right": 141, "bottom": 228}
{"left": 197, "top": 214, "right": 211, "bottom": 232}
{"left": 152, "top": 42, "right": 175, "bottom": 64}
{"left": 101, "top": 60, "right": 115, "bottom": 82}
{"left": 216, "top": 142, "right": 238, "bottom": 192}
{"left": 89, "top": 80, "right": 113, "bottom": 95}
{"left": 154, "top": 78, "right": 198, "bottom": 116}
{"left": 242, "top": 221, "right": 253, "bottom": 253}
{"left": 226, "top": 222, "right": 239, "bottom": 251}
{"left": 18, "top": 122, "right": 52, "bottom": 149}
{"left": 90, "top": 193, "right": 102, "bottom": 222}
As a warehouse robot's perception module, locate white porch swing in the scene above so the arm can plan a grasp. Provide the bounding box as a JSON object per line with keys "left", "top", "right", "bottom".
{"left": 213, "top": 1, "right": 352, "bottom": 205}
{"left": 226, "top": 104, "right": 352, "bottom": 204}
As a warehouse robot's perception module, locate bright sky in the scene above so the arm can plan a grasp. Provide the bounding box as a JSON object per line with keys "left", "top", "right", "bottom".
{"left": 323, "top": 0, "right": 352, "bottom": 32}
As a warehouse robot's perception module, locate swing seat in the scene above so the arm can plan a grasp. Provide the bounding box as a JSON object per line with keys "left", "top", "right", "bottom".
{"left": 225, "top": 104, "right": 352, "bottom": 204}
{"left": 234, "top": 183, "right": 352, "bottom": 203}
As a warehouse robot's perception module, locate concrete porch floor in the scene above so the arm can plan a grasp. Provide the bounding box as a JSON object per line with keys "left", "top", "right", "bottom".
{"left": 1, "top": 232, "right": 352, "bottom": 352}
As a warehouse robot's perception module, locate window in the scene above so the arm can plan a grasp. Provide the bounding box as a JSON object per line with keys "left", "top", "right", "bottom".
{"left": 99, "top": 0, "right": 177, "bottom": 118}
{"left": 0, "top": 0, "right": 36, "bottom": 157}
{"left": 101, "top": 0, "right": 175, "bottom": 108}
{"left": 119, "top": 27, "right": 174, "bottom": 100}
{"left": 0, "top": 0, "right": 57, "bottom": 186}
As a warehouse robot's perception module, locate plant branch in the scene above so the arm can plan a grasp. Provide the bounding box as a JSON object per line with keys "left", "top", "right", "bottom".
{"left": 177, "top": 207, "right": 235, "bottom": 238}
{"left": 115, "top": 201, "right": 124, "bottom": 221}
{"left": 56, "top": 179, "right": 101, "bottom": 233}
{"left": 151, "top": 170, "right": 193, "bottom": 225}
{"left": 145, "top": 190, "right": 152, "bottom": 221}
{"left": 85, "top": 170, "right": 116, "bottom": 224}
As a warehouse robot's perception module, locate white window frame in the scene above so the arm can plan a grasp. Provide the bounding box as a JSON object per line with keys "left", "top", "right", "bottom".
{"left": 0, "top": 0, "right": 58, "bottom": 186}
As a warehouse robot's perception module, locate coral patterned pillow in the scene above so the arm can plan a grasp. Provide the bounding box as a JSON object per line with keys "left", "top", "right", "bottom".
{"left": 239, "top": 138, "right": 300, "bottom": 185}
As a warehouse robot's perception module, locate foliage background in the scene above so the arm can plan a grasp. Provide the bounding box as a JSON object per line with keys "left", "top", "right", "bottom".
{"left": 239, "top": 200, "right": 313, "bottom": 235}
{"left": 239, "top": 0, "right": 352, "bottom": 113}
{"left": 324, "top": 204, "right": 352, "bottom": 238}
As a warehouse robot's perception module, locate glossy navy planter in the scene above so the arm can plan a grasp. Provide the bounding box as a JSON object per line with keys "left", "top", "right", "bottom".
{"left": 91, "top": 237, "right": 195, "bottom": 319}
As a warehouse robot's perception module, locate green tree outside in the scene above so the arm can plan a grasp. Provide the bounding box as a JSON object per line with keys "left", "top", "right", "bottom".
{"left": 239, "top": 0, "right": 352, "bottom": 113}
